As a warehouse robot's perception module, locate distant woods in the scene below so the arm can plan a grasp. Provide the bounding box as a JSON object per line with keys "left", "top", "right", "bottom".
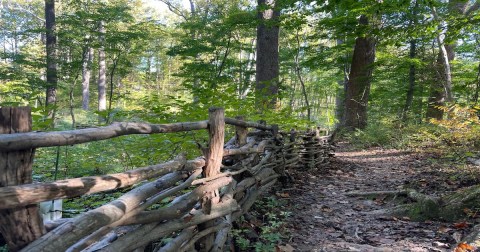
{"left": 0, "top": 0, "right": 479, "bottom": 129}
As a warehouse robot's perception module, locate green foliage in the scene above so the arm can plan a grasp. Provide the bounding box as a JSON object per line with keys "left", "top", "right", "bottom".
{"left": 345, "top": 105, "right": 480, "bottom": 163}
{"left": 343, "top": 121, "right": 400, "bottom": 148}
{"left": 1, "top": 2, "right": 480, "bottom": 248}
{"left": 232, "top": 196, "right": 290, "bottom": 251}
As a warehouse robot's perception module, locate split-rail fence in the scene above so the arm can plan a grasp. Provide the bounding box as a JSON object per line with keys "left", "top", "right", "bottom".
{"left": 0, "top": 106, "right": 332, "bottom": 252}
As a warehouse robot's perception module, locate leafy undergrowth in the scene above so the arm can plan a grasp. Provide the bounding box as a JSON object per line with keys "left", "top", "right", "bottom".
{"left": 231, "top": 194, "right": 293, "bottom": 252}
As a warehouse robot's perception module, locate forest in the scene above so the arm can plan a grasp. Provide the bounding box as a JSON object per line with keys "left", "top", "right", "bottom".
{"left": 1, "top": 0, "right": 480, "bottom": 251}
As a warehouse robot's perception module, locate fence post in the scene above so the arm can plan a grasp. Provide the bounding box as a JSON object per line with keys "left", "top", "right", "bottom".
{"left": 234, "top": 116, "right": 247, "bottom": 147}
{"left": 0, "top": 107, "right": 45, "bottom": 251}
{"left": 200, "top": 107, "right": 225, "bottom": 251}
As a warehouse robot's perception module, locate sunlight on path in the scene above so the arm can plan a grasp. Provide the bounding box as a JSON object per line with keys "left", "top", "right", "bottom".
{"left": 285, "top": 143, "right": 456, "bottom": 252}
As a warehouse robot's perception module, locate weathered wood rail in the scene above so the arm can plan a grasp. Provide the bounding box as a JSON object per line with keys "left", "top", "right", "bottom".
{"left": 0, "top": 106, "right": 333, "bottom": 252}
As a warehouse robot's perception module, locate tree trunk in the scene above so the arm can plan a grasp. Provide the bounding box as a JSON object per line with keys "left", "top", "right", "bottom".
{"left": 403, "top": 39, "right": 416, "bottom": 121}
{"left": 426, "top": 0, "right": 474, "bottom": 120}
{"left": 0, "top": 107, "right": 46, "bottom": 251}
{"left": 82, "top": 47, "right": 93, "bottom": 111}
{"left": 344, "top": 15, "right": 376, "bottom": 130}
{"left": 402, "top": 0, "right": 418, "bottom": 122}
{"left": 474, "top": 62, "right": 480, "bottom": 105}
{"left": 45, "top": 0, "right": 57, "bottom": 120}
{"left": 98, "top": 21, "right": 107, "bottom": 112}
{"left": 425, "top": 45, "right": 452, "bottom": 120}
{"left": 255, "top": 0, "right": 280, "bottom": 110}
{"left": 335, "top": 39, "right": 349, "bottom": 128}
{"left": 295, "top": 30, "right": 310, "bottom": 121}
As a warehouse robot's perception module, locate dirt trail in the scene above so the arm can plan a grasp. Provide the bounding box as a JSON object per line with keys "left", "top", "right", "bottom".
{"left": 285, "top": 143, "right": 471, "bottom": 252}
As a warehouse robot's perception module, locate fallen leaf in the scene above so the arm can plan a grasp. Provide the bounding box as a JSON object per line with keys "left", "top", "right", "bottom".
{"left": 438, "top": 225, "right": 452, "bottom": 233}
{"left": 454, "top": 242, "right": 475, "bottom": 252}
{"left": 276, "top": 244, "right": 294, "bottom": 252}
{"left": 276, "top": 192, "right": 290, "bottom": 198}
{"left": 453, "top": 222, "right": 469, "bottom": 229}
{"left": 321, "top": 206, "right": 333, "bottom": 212}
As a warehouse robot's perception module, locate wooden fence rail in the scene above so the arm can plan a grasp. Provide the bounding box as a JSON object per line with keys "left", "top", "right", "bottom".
{"left": 0, "top": 106, "right": 333, "bottom": 252}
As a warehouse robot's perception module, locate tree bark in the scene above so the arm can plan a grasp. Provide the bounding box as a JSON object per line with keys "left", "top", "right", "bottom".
{"left": 426, "top": 0, "right": 474, "bottom": 120}
{"left": 255, "top": 0, "right": 280, "bottom": 110}
{"left": 45, "top": 0, "right": 57, "bottom": 120}
{"left": 403, "top": 0, "right": 418, "bottom": 122}
{"left": 82, "top": 47, "right": 93, "bottom": 110}
{"left": 0, "top": 107, "right": 45, "bottom": 251}
{"left": 199, "top": 107, "right": 225, "bottom": 251}
{"left": 295, "top": 30, "right": 310, "bottom": 121}
{"left": 98, "top": 21, "right": 107, "bottom": 112}
{"left": 403, "top": 39, "right": 416, "bottom": 122}
{"left": 344, "top": 15, "right": 376, "bottom": 130}
{"left": 474, "top": 62, "right": 480, "bottom": 105}
{"left": 335, "top": 39, "right": 349, "bottom": 128}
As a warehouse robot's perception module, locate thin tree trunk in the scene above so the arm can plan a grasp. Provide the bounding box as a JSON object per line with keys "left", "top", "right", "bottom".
{"left": 403, "top": 0, "right": 418, "bottom": 122}
{"left": 107, "top": 55, "right": 120, "bottom": 118}
{"left": 294, "top": 31, "right": 310, "bottom": 121}
{"left": 82, "top": 47, "right": 93, "bottom": 110}
{"left": 255, "top": 0, "right": 280, "bottom": 110}
{"left": 289, "top": 69, "right": 297, "bottom": 109}
{"left": 335, "top": 39, "right": 348, "bottom": 128}
{"left": 344, "top": 15, "right": 376, "bottom": 130}
{"left": 437, "top": 36, "right": 453, "bottom": 103}
{"left": 425, "top": 0, "right": 477, "bottom": 119}
{"left": 98, "top": 21, "right": 107, "bottom": 113}
{"left": 474, "top": 62, "right": 480, "bottom": 105}
{"left": 45, "top": 0, "right": 57, "bottom": 121}
{"left": 403, "top": 40, "right": 417, "bottom": 121}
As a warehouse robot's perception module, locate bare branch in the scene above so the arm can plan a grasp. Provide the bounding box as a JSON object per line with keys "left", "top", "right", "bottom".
{"left": 158, "top": 0, "right": 189, "bottom": 21}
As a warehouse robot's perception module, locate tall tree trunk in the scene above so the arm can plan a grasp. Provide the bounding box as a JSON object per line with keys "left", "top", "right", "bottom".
{"left": 98, "top": 21, "right": 107, "bottom": 112}
{"left": 295, "top": 30, "right": 310, "bottom": 120}
{"left": 425, "top": 0, "right": 478, "bottom": 119}
{"left": 403, "top": 0, "right": 418, "bottom": 122}
{"left": 474, "top": 62, "right": 480, "bottom": 105}
{"left": 425, "top": 42, "right": 453, "bottom": 120}
{"left": 403, "top": 39, "right": 416, "bottom": 122}
{"left": 45, "top": 0, "right": 57, "bottom": 120}
{"left": 82, "top": 47, "right": 93, "bottom": 110}
{"left": 344, "top": 15, "right": 376, "bottom": 130}
{"left": 255, "top": 0, "right": 280, "bottom": 110}
{"left": 335, "top": 39, "right": 349, "bottom": 128}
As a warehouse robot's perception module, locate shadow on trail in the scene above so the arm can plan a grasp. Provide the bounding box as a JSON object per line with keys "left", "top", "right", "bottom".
{"left": 283, "top": 143, "right": 469, "bottom": 252}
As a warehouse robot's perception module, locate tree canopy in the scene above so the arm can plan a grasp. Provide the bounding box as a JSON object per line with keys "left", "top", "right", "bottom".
{"left": 0, "top": 0, "right": 479, "bottom": 128}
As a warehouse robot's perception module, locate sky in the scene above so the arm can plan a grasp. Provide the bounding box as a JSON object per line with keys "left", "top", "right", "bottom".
{"left": 142, "top": 0, "right": 191, "bottom": 14}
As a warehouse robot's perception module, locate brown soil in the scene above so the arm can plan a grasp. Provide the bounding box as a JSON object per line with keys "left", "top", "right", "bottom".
{"left": 283, "top": 142, "right": 478, "bottom": 252}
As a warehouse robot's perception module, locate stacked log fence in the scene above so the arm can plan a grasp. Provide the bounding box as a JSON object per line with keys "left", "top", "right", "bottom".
{"left": 0, "top": 106, "right": 333, "bottom": 252}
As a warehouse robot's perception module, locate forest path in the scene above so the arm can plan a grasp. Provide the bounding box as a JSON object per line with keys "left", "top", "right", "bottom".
{"left": 284, "top": 142, "right": 466, "bottom": 252}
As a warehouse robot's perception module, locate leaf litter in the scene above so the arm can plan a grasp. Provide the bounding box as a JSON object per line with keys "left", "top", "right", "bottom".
{"left": 282, "top": 142, "right": 478, "bottom": 251}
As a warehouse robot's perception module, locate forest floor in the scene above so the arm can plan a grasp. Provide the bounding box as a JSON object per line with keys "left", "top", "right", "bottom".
{"left": 282, "top": 142, "right": 480, "bottom": 252}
